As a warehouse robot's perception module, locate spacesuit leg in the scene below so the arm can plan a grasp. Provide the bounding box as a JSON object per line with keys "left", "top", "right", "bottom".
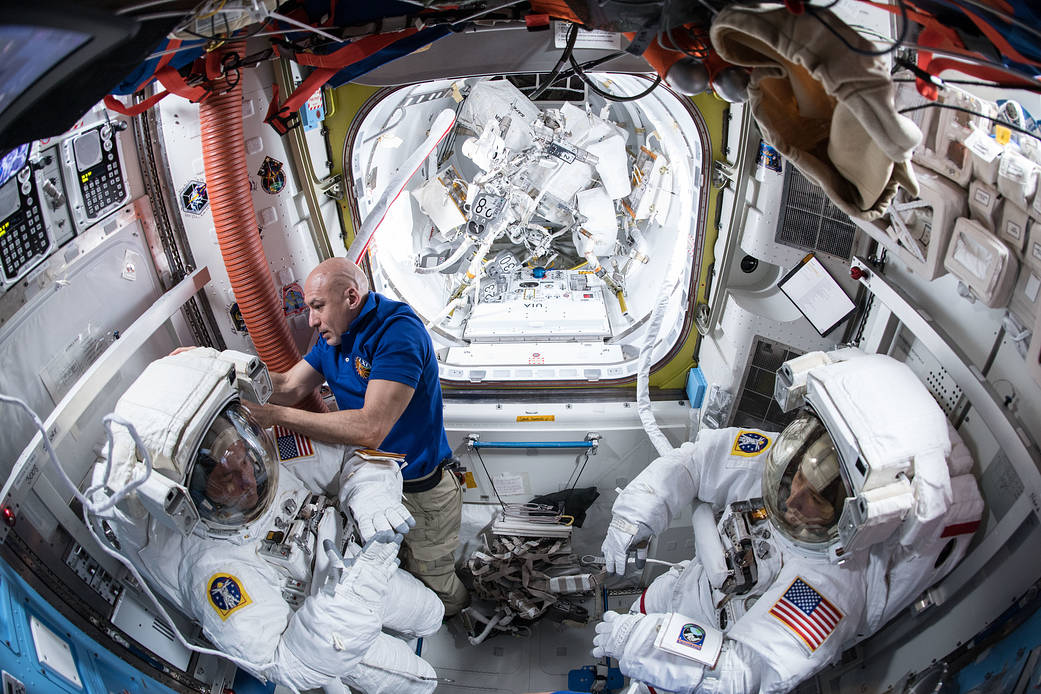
{"left": 340, "top": 632, "right": 437, "bottom": 694}
{"left": 637, "top": 560, "right": 713, "bottom": 624}
{"left": 381, "top": 567, "right": 445, "bottom": 638}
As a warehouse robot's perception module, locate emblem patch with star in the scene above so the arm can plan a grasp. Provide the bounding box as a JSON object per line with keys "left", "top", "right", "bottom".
{"left": 731, "top": 431, "right": 771, "bottom": 457}
{"left": 354, "top": 356, "right": 371, "bottom": 379}
{"left": 207, "top": 573, "right": 252, "bottom": 621}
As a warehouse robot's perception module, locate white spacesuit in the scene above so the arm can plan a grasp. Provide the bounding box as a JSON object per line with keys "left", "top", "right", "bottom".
{"left": 87, "top": 349, "right": 443, "bottom": 694}
{"left": 595, "top": 353, "right": 984, "bottom": 694}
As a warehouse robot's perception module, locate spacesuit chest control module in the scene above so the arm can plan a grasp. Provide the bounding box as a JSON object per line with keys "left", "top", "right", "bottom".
{"left": 86, "top": 349, "right": 443, "bottom": 694}
{"left": 596, "top": 352, "right": 984, "bottom": 694}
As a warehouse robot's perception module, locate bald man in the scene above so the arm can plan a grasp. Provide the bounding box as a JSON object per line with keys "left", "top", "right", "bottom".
{"left": 248, "top": 258, "right": 469, "bottom": 616}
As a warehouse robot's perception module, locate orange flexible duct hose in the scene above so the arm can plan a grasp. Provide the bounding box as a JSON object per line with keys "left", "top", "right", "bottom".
{"left": 199, "top": 44, "right": 325, "bottom": 412}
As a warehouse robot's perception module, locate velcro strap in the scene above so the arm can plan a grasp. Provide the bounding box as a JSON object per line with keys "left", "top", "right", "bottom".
{"left": 610, "top": 517, "right": 640, "bottom": 536}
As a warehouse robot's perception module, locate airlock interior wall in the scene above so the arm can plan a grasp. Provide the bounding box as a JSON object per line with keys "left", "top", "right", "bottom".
{"left": 156, "top": 60, "right": 321, "bottom": 358}
{"left": 445, "top": 400, "right": 694, "bottom": 565}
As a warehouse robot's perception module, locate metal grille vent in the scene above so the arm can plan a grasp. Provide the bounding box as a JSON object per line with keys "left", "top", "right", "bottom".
{"left": 776, "top": 164, "right": 857, "bottom": 260}
{"left": 731, "top": 337, "right": 804, "bottom": 431}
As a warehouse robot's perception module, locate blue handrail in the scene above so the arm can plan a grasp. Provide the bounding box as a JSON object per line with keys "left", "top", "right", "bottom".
{"left": 470, "top": 440, "right": 594, "bottom": 449}
{"left": 465, "top": 433, "right": 600, "bottom": 452}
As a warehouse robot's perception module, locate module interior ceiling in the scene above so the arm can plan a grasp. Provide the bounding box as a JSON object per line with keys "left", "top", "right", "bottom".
{"left": 344, "top": 75, "right": 707, "bottom": 383}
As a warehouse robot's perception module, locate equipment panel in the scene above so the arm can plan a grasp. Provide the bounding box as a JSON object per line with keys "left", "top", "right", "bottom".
{"left": 464, "top": 268, "right": 612, "bottom": 342}
{"left": 0, "top": 154, "right": 48, "bottom": 283}
{"left": 62, "top": 122, "right": 128, "bottom": 229}
{"left": 0, "top": 143, "right": 76, "bottom": 292}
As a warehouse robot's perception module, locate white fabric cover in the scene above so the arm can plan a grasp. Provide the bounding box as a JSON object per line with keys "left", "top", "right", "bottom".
{"left": 711, "top": 7, "right": 920, "bottom": 220}
{"left": 110, "top": 348, "right": 233, "bottom": 483}
{"left": 998, "top": 148, "right": 1039, "bottom": 211}
{"left": 576, "top": 186, "right": 618, "bottom": 256}
{"left": 457, "top": 79, "right": 540, "bottom": 152}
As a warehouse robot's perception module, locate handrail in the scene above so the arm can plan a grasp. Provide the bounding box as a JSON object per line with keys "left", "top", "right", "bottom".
{"left": 0, "top": 266, "right": 211, "bottom": 543}
{"left": 466, "top": 432, "right": 600, "bottom": 454}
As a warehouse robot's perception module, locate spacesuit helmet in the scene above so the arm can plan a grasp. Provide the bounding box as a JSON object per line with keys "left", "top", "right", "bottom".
{"left": 762, "top": 410, "right": 850, "bottom": 551}
{"left": 186, "top": 402, "right": 279, "bottom": 533}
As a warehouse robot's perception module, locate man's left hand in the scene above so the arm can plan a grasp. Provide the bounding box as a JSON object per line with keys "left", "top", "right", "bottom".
{"left": 241, "top": 399, "right": 280, "bottom": 428}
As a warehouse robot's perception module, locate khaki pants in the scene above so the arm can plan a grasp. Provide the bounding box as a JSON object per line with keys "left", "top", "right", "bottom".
{"left": 402, "top": 469, "right": 470, "bottom": 616}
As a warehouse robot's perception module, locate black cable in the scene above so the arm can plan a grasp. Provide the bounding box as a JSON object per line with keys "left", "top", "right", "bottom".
{"left": 892, "top": 77, "right": 1041, "bottom": 94}
{"left": 569, "top": 54, "right": 663, "bottom": 102}
{"left": 806, "top": 0, "right": 908, "bottom": 57}
{"left": 898, "top": 102, "right": 1041, "bottom": 144}
{"left": 529, "top": 23, "right": 580, "bottom": 101}
{"left": 474, "top": 447, "right": 506, "bottom": 510}
{"left": 549, "top": 51, "right": 627, "bottom": 86}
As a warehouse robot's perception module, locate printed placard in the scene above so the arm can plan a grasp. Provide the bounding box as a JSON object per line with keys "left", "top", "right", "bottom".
{"left": 653, "top": 612, "right": 723, "bottom": 667}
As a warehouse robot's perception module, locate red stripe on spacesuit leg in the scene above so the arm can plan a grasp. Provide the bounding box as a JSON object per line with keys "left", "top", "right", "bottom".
{"left": 940, "top": 520, "right": 980, "bottom": 537}
{"left": 638, "top": 590, "right": 658, "bottom": 693}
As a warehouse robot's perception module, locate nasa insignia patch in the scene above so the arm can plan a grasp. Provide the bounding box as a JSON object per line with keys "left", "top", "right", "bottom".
{"left": 354, "top": 356, "right": 371, "bottom": 380}
{"left": 207, "top": 573, "right": 252, "bottom": 621}
{"left": 677, "top": 623, "right": 706, "bottom": 650}
{"left": 731, "top": 430, "right": 771, "bottom": 457}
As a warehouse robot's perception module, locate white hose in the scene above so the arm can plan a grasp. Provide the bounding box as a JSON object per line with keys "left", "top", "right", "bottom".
{"left": 423, "top": 297, "right": 466, "bottom": 330}
{"left": 0, "top": 395, "right": 153, "bottom": 515}
{"left": 414, "top": 239, "right": 474, "bottom": 274}
{"left": 468, "top": 613, "right": 503, "bottom": 645}
{"left": 636, "top": 255, "right": 682, "bottom": 457}
{"left": 347, "top": 108, "right": 456, "bottom": 263}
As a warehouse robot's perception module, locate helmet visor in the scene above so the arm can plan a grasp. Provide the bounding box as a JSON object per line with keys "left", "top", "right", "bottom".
{"left": 188, "top": 403, "right": 278, "bottom": 531}
{"left": 762, "top": 411, "right": 848, "bottom": 549}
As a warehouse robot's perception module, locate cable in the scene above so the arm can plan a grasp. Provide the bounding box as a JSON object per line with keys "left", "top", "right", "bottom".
{"left": 898, "top": 102, "right": 1041, "bottom": 144}
{"left": 806, "top": 0, "right": 908, "bottom": 57}
{"left": 892, "top": 77, "right": 1041, "bottom": 94}
{"left": 569, "top": 57, "right": 663, "bottom": 102}
{"left": 115, "top": 0, "right": 183, "bottom": 15}
{"left": 0, "top": 395, "right": 154, "bottom": 515}
{"left": 529, "top": 23, "right": 580, "bottom": 101}
{"left": 0, "top": 394, "right": 297, "bottom": 691}
{"left": 474, "top": 447, "right": 506, "bottom": 510}
{"left": 450, "top": 0, "right": 527, "bottom": 27}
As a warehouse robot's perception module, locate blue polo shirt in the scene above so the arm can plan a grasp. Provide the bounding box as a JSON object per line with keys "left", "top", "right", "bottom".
{"left": 303, "top": 292, "right": 451, "bottom": 480}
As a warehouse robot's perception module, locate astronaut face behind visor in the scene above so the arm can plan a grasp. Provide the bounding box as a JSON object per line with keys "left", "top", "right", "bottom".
{"left": 762, "top": 411, "right": 850, "bottom": 552}
{"left": 187, "top": 403, "right": 279, "bottom": 534}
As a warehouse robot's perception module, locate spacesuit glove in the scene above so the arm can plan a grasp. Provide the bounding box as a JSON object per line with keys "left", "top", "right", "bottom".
{"left": 336, "top": 531, "right": 403, "bottom": 605}
{"left": 353, "top": 498, "right": 415, "bottom": 542}
{"left": 601, "top": 518, "right": 653, "bottom": 575}
{"left": 591, "top": 610, "right": 644, "bottom": 660}
{"left": 594, "top": 611, "right": 706, "bottom": 694}
{"left": 342, "top": 458, "right": 416, "bottom": 541}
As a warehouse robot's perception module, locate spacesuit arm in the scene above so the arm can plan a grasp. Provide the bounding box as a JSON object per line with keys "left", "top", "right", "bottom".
{"left": 611, "top": 441, "right": 701, "bottom": 536}
{"left": 596, "top": 608, "right": 847, "bottom": 694}
{"left": 339, "top": 451, "right": 416, "bottom": 540}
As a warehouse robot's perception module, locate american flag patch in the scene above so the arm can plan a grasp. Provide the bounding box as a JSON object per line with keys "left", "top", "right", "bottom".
{"left": 274, "top": 426, "right": 314, "bottom": 461}
{"left": 769, "top": 577, "right": 842, "bottom": 652}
